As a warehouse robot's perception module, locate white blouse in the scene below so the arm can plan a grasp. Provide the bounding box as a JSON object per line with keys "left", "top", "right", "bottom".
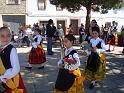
{"left": 90, "top": 37, "right": 106, "bottom": 54}
{"left": 0, "top": 44, "right": 20, "bottom": 82}
{"left": 32, "top": 34, "right": 42, "bottom": 48}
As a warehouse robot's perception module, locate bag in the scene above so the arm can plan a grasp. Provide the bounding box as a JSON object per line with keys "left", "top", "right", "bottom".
{"left": 0, "top": 82, "right": 8, "bottom": 92}
{"left": 55, "top": 69, "right": 76, "bottom": 91}
{"left": 86, "top": 52, "right": 100, "bottom": 72}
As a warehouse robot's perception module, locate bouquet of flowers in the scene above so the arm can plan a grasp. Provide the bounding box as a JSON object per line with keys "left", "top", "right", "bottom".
{"left": 63, "top": 57, "right": 77, "bottom": 74}
{"left": 63, "top": 58, "right": 76, "bottom": 65}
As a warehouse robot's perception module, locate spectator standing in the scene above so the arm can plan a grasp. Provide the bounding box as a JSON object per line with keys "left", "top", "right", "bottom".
{"left": 103, "top": 24, "right": 110, "bottom": 44}
{"left": 79, "top": 24, "right": 85, "bottom": 44}
{"left": 67, "top": 24, "right": 74, "bottom": 35}
{"left": 41, "top": 24, "right": 46, "bottom": 38}
{"left": 46, "top": 19, "right": 55, "bottom": 55}
{"left": 57, "top": 24, "right": 64, "bottom": 43}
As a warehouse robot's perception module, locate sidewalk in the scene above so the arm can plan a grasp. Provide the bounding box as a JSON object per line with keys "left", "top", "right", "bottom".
{"left": 17, "top": 45, "right": 124, "bottom": 93}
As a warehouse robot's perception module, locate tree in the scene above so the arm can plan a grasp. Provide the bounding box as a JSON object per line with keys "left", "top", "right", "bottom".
{"left": 50, "top": 0, "right": 124, "bottom": 33}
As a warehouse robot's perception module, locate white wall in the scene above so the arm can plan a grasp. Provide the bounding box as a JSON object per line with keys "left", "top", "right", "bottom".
{"left": 27, "top": 0, "right": 124, "bottom": 30}
{"left": 27, "top": 0, "right": 86, "bottom": 17}
{"left": 0, "top": 15, "right": 3, "bottom": 27}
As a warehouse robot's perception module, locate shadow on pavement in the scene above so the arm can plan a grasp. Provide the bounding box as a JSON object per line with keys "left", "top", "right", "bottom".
{"left": 18, "top": 47, "right": 124, "bottom": 93}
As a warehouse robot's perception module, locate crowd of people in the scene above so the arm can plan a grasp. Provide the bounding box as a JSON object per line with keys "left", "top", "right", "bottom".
{"left": 0, "top": 18, "right": 123, "bottom": 93}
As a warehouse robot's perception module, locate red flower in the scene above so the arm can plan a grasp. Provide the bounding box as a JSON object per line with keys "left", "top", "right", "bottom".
{"left": 63, "top": 58, "right": 76, "bottom": 64}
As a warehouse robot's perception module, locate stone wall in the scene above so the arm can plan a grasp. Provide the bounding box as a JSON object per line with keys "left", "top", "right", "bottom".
{"left": 0, "top": 0, "right": 26, "bottom": 14}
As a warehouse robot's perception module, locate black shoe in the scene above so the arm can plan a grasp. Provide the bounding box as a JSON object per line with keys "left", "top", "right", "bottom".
{"left": 89, "top": 83, "right": 95, "bottom": 89}
{"left": 25, "top": 67, "right": 32, "bottom": 69}
{"left": 38, "top": 66, "right": 44, "bottom": 69}
{"left": 106, "top": 50, "right": 110, "bottom": 52}
{"left": 47, "top": 52, "right": 54, "bottom": 55}
{"left": 48, "top": 53, "right": 53, "bottom": 55}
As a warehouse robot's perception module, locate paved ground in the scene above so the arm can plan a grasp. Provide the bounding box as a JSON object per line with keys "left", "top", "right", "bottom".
{"left": 17, "top": 43, "right": 124, "bottom": 93}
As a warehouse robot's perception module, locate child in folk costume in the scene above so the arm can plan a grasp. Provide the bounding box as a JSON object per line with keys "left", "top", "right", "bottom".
{"left": 107, "top": 21, "right": 118, "bottom": 52}
{"left": 84, "top": 27, "right": 106, "bottom": 89}
{"left": 54, "top": 34, "right": 85, "bottom": 93}
{"left": 25, "top": 29, "right": 46, "bottom": 69}
{"left": 0, "top": 27, "right": 27, "bottom": 93}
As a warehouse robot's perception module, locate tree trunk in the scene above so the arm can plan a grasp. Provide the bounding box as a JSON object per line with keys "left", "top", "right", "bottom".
{"left": 85, "top": 3, "right": 92, "bottom": 34}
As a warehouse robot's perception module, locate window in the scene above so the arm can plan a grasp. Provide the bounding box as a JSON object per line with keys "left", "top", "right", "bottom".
{"left": 38, "top": 0, "right": 46, "bottom": 10}
{"left": 56, "top": 5, "right": 63, "bottom": 11}
{"left": 6, "top": 0, "right": 21, "bottom": 5}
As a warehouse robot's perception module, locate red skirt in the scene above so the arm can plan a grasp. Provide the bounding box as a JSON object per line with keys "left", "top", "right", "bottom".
{"left": 4, "top": 74, "right": 27, "bottom": 93}
{"left": 29, "top": 45, "right": 46, "bottom": 64}
{"left": 107, "top": 34, "right": 118, "bottom": 46}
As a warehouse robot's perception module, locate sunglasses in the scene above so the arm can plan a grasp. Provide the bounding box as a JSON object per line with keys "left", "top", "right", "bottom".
{"left": 0, "top": 34, "right": 11, "bottom": 38}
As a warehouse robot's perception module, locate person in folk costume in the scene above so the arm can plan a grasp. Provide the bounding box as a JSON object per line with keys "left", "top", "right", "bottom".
{"left": 54, "top": 34, "right": 85, "bottom": 93}
{"left": 84, "top": 27, "right": 107, "bottom": 89}
{"left": 107, "top": 21, "right": 118, "bottom": 52}
{"left": 25, "top": 29, "right": 46, "bottom": 69}
{"left": 82, "top": 20, "right": 99, "bottom": 56}
{"left": 0, "top": 27, "right": 27, "bottom": 93}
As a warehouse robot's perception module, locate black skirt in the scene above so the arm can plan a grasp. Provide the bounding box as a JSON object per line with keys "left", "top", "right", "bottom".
{"left": 55, "top": 69, "right": 76, "bottom": 91}
{"left": 86, "top": 52, "right": 100, "bottom": 73}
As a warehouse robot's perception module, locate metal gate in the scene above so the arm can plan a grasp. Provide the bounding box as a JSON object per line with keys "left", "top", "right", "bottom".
{"left": 2, "top": 15, "right": 25, "bottom": 34}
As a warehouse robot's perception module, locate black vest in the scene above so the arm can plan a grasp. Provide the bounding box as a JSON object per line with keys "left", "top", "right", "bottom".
{"left": 0, "top": 44, "right": 14, "bottom": 69}
{"left": 64, "top": 50, "right": 77, "bottom": 59}
{"left": 96, "top": 41, "right": 102, "bottom": 49}
{"left": 34, "top": 37, "right": 42, "bottom": 44}
{"left": 34, "top": 38, "right": 38, "bottom": 42}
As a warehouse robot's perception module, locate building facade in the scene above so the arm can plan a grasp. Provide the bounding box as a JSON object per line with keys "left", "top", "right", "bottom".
{"left": 27, "top": 0, "right": 124, "bottom": 34}
{"left": 0, "top": 0, "right": 26, "bottom": 33}
{"left": 0, "top": 0, "right": 123, "bottom": 34}
{"left": 0, "top": 0, "right": 124, "bottom": 34}
{"left": 27, "top": 0, "right": 87, "bottom": 34}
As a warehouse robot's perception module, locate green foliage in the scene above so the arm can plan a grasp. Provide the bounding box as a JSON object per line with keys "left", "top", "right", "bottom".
{"left": 50, "top": 0, "right": 124, "bottom": 13}
{"left": 117, "top": 32, "right": 124, "bottom": 46}
{"left": 50, "top": 0, "right": 124, "bottom": 32}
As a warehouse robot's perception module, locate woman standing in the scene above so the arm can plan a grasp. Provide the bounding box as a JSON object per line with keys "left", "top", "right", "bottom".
{"left": 103, "top": 24, "right": 110, "bottom": 44}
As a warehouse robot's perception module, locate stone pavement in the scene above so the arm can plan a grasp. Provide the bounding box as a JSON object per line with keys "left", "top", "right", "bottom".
{"left": 17, "top": 45, "right": 124, "bottom": 93}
